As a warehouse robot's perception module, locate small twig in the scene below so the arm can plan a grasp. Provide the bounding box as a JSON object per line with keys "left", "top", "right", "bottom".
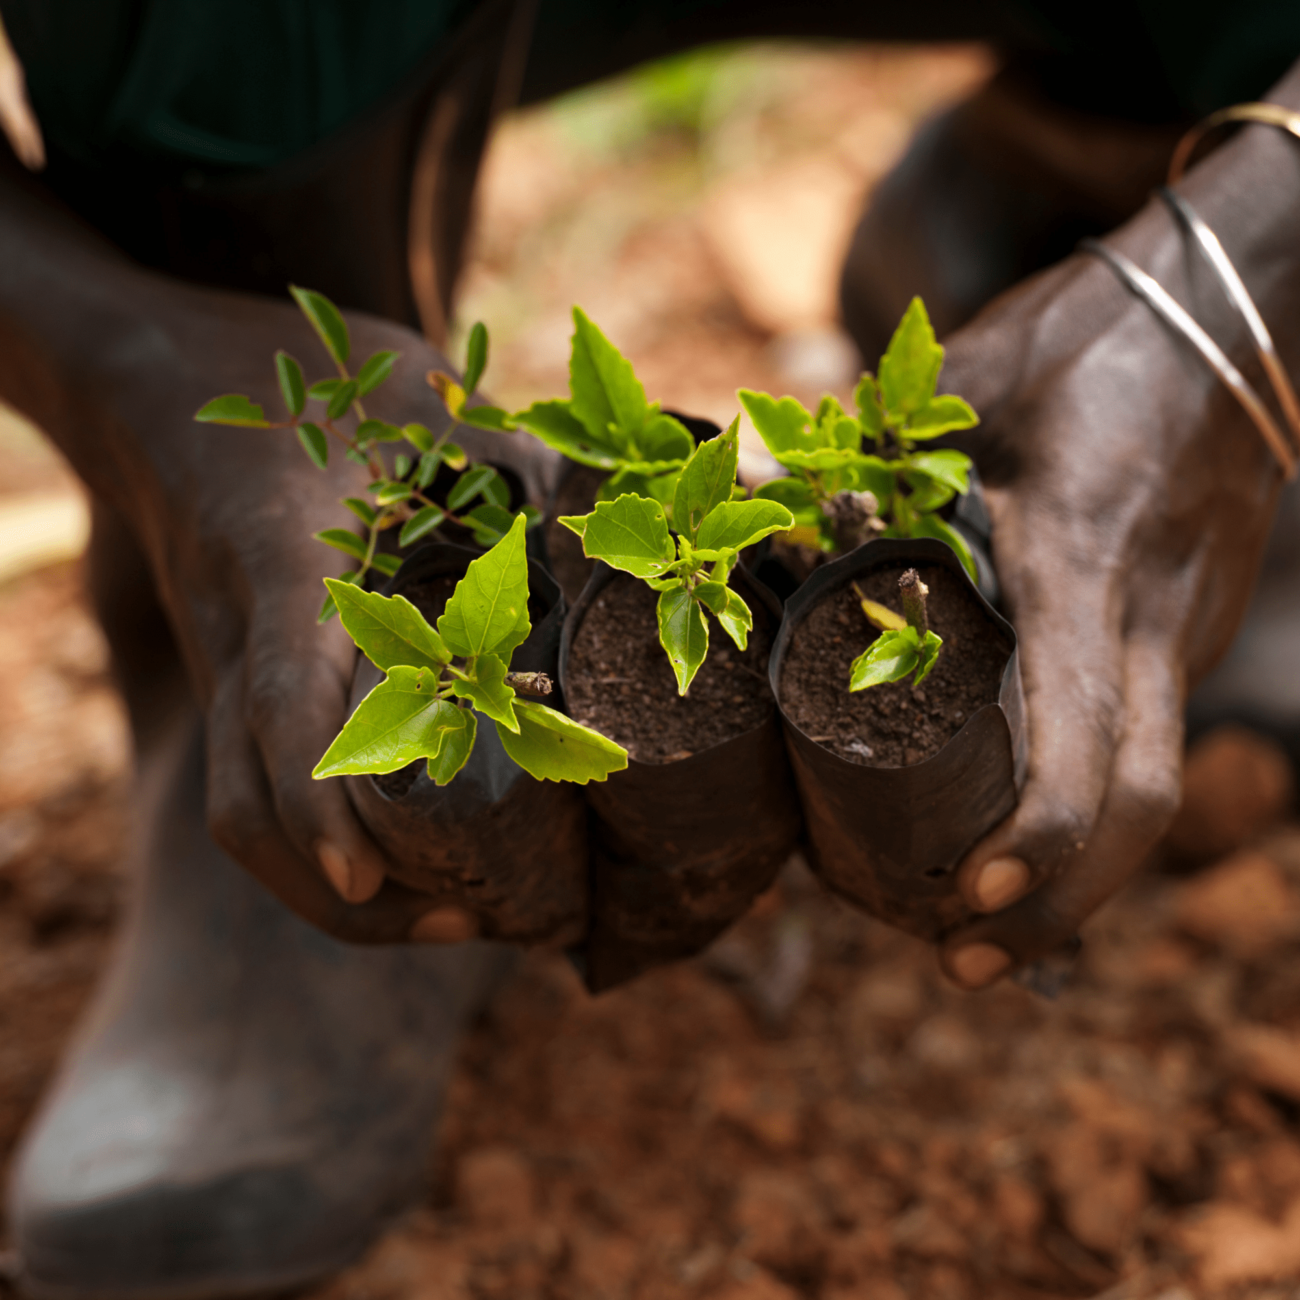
{"left": 899, "top": 569, "right": 929, "bottom": 635}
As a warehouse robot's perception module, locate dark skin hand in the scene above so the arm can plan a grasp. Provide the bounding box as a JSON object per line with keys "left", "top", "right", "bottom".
{"left": 0, "top": 165, "right": 561, "bottom": 944}
{"left": 934, "top": 60, "right": 1300, "bottom": 988}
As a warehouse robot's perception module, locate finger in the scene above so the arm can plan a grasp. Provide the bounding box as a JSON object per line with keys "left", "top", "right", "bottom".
{"left": 943, "top": 635, "right": 1183, "bottom": 986}
{"left": 206, "top": 667, "right": 463, "bottom": 943}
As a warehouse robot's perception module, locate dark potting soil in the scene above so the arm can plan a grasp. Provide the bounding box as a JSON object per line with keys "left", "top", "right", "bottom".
{"left": 565, "top": 575, "right": 774, "bottom": 765}
{"left": 544, "top": 465, "right": 606, "bottom": 606}
{"left": 780, "top": 562, "right": 1012, "bottom": 768}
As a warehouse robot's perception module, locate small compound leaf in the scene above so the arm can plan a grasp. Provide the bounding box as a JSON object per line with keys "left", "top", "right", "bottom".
{"left": 463, "top": 321, "right": 489, "bottom": 394}
{"left": 672, "top": 418, "right": 739, "bottom": 542}
{"left": 312, "top": 667, "right": 457, "bottom": 777}
{"left": 438, "top": 513, "right": 530, "bottom": 659}
{"left": 447, "top": 465, "right": 497, "bottom": 511}
{"left": 452, "top": 654, "right": 518, "bottom": 731}
{"left": 460, "top": 405, "right": 515, "bottom": 432}
{"left": 911, "top": 512, "right": 978, "bottom": 583}
{"left": 356, "top": 350, "right": 398, "bottom": 396}
{"left": 569, "top": 494, "right": 676, "bottom": 578}
{"left": 717, "top": 588, "right": 753, "bottom": 652}
{"left": 879, "top": 297, "right": 943, "bottom": 419}
{"left": 275, "top": 351, "right": 306, "bottom": 416}
{"left": 194, "top": 394, "right": 269, "bottom": 427}
{"left": 426, "top": 707, "right": 477, "bottom": 785}
{"left": 327, "top": 380, "right": 359, "bottom": 421}
{"left": 497, "top": 700, "right": 628, "bottom": 784}
{"left": 854, "top": 372, "right": 885, "bottom": 439}
{"left": 638, "top": 412, "right": 695, "bottom": 464}
{"left": 314, "top": 528, "right": 368, "bottom": 561}
{"left": 737, "top": 390, "right": 814, "bottom": 455}
{"left": 403, "top": 422, "right": 435, "bottom": 452}
{"left": 343, "top": 497, "right": 376, "bottom": 526}
{"left": 290, "top": 285, "right": 350, "bottom": 366}
{"left": 325, "top": 579, "right": 451, "bottom": 672}
{"left": 849, "top": 626, "right": 921, "bottom": 692}
{"left": 569, "top": 307, "right": 647, "bottom": 448}
{"left": 399, "top": 505, "right": 445, "bottom": 547}
{"left": 906, "top": 394, "right": 980, "bottom": 440}
{"left": 512, "top": 399, "right": 621, "bottom": 469}
{"left": 657, "top": 586, "right": 708, "bottom": 695}
{"left": 297, "top": 422, "right": 328, "bottom": 469}
{"left": 913, "top": 630, "right": 944, "bottom": 686}
{"left": 695, "top": 498, "right": 794, "bottom": 553}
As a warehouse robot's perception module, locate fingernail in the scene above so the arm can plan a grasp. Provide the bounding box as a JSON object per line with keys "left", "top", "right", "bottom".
{"left": 974, "top": 856, "right": 1031, "bottom": 911}
{"left": 950, "top": 943, "right": 1012, "bottom": 989}
{"left": 318, "top": 842, "right": 353, "bottom": 901}
{"left": 410, "top": 906, "right": 479, "bottom": 944}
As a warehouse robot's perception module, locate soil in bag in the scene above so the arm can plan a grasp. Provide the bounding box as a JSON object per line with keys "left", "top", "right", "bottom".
{"left": 774, "top": 538, "right": 1023, "bottom": 939}
{"left": 344, "top": 544, "right": 589, "bottom": 946}
{"left": 563, "top": 567, "right": 802, "bottom": 991}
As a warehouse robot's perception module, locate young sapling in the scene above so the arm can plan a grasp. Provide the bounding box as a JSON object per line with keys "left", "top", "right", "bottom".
{"left": 312, "top": 515, "right": 628, "bottom": 785}
{"left": 558, "top": 421, "right": 794, "bottom": 694}
{"left": 740, "top": 297, "right": 980, "bottom": 579}
{"left": 848, "top": 568, "right": 943, "bottom": 691}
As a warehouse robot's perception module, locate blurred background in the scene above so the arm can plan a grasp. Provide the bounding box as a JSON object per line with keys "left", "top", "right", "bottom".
{"left": 2, "top": 39, "right": 1300, "bottom": 1300}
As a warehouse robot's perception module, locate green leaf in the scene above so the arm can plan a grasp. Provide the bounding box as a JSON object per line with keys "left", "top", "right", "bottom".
{"left": 517, "top": 504, "right": 541, "bottom": 528}
{"left": 906, "top": 394, "right": 980, "bottom": 440}
{"left": 565, "top": 494, "right": 676, "bottom": 578}
{"left": 879, "top": 297, "right": 943, "bottom": 419}
{"left": 854, "top": 373, "right": 884, "bottom": 439}
{"left": 657, "top": 586, "right": 709, "bottom": 695}
{"left": 426, "top": 707, "right": 476, "bottom": 785}
{"left": 849, "top": 626, "right": 921, "bottom": 691}
{"left": 693, "top": 581, "right": 728, "bottom": 614}
{"left": 312, "top": 667, "right": 459, "bottom": 777}
{"left": 496, "top": 700, "right": 628, "bottom": 784}
{"left": 371, "top": 553, "right": 402, "bottom": 577}
{"left": 375, "top": 481, "right": 412, "bottom": 506}
{"left": 913, "top": 630, "right": 943, "bottom": 685}
{"left": 326, "top": 381, "right": 359, "bottom": 422}
{"left": 354, "top": 418, "right": 405, "bottom": 443}
{"left": 481, "top": 470, "right": 510, "bottom": 509}
{"left": 639, "top": 412, "right": 695, "bottom": 463}
{"left": 275, "top": 352, "right": 306, "bottom": 416}
{"left": 394, "top": 454, "right": 411, "bottom": 479}
{"left": 452, "top": 655, "right": 518, "bottom": 731}
{"left": 850, "top": 455, "right": 898, "bottom": 503}
{"left": 343, "top": 497, "right": 376, "bottom": 526}
{"left": 460, "top": 405, "right": 515, "bottom": 432}
{"left": 308, "top": 378, "right": 344, "bottom": 400}
{"left": 356, "top": 350, "right": 398, "bottom": 396}
{"left": 672, "top": 418, "right": 739, "bottom": 542}
{"left": 194, "top": 394, "right": 269, "bottom": 427}
{"left": 737, "top": 390, "right": 814, "bottom": 455}
{"left": 404, "top": 422, "right": 435, "bottom": 452}
{"left": 569, "top": 307, "right": 647, "bottom": 447}
{"left": 717, "top": 588, "right": 753, "bottom": 652}
{"left": 464, "top": 503, "right": 515, "bottom": 546}
{"left": 447, "top": 465, "right": 496, "bottom": 510}
{"left": 911, "top": 513, "right": 978, "bottom": 583}
{"left": 443, "top": 442, "right": 467, "bottom": 470}
{"left": 513, "top": 400, "right": 621, "bottom": 469}
{"left": 438, "top": 513, "right": 530, "bottom": 659}
{"left": 416, "top": 450, "right": 442, "bottom": 488}
{"left": 774, "top": 446, "right": 864, "bottom": 473}
{"left": 754, "top": 476, "right": 818, "bottom": 514}
{"left": 314, "top": 528, "right": 368, "bottom": 561}
{"left": 399, "top": 505, "right": 445, "bottom": 546}
{"left": 463, "top": 321, "right": 489, "bottom": 394}
{"left": 297, "top": 422, "right": 328, "bottom": 469}
{"left": 325, "top": 580, "right": 452, "bottom": 672}
{"left": 695, "top": 498, "right": 794, "bottom": 553}
{"left": 290, "top": 285, "right": 350, "bottom": 366}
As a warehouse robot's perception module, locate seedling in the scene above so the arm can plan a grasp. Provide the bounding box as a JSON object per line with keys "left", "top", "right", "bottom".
{"left": 312, "top": 515, "right": 627, "bottom": 785}
{"left": 740, "top": 298, "right": 979, "bottom": 579}
{"left": 849, "top": 569, "right": 943, "bottom": 692}
{"left": 558, "top": 422, "right": 793, "bottom": 694}
{"left": 512, "top": 308, "right": 698, "bottom": 506}
{"left": 195, "top": 288, "right": 535, "bottom": 621}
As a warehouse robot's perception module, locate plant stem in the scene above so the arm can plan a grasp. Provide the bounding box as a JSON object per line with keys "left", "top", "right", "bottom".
{"left": 898, "top": 569, "right": 929, "bottom": 635}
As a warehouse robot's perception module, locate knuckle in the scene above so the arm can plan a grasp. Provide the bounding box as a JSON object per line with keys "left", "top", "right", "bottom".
{"left": 1114, "top": 764, "right": 1181, "bottom": 835}
{"left": 206, "top": 788, "right": 273, "bottom": 864}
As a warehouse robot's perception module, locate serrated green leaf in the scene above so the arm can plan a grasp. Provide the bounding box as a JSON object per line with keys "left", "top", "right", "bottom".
{"left": 737, "top": 390, "right": 814, "bottom": 455}
{"left": 568, "top": 494, "right": 676, "bottom": 577}
{"left": 717, "top": 588, "right": 752, "bottom": 652}
{"left": 497, "top": 700, "right": 628, "bottom": 784}
{"left": 325, "top": 580, "right": 451, "bottom": 672}
{"left": 672, "top": 418, "right": 739, "bottom": 542}
{"left": 290, "top": 285, "right": 350, "bottom": 366}
{"left": 774, "top": 446, "right": 864, "bottom": 473}
{"left": 404, "top": 422, "right": 435, "bottom": 452}
{"left": 312, "top": 667, "right": 458, "bottom": 777}
{"left": 356, "top": 350, "right": 398, "bottom": 396}
{"left": 194, "top": 394, "right": 269, "bottom": 427}
{"left": 327, "top": 381, "right": 359, "bottom": 421}
{"left": 275, "top": 352, "right": 306, "bottom": 416}
{"left": 314, "top": 528, "right": 368, "bottom": 561}
{"left": 463, "top": 321, "right": 489, "bottom": 394}
{"left": 913, "top": 630, "right": 943, "bottom": 685}
{"left": 438, "top": 513, "right": 530, "bottom": 659}
{"left": 854, "top": 372, "right": 884, "bottom": 439}
{"left": 446, "top": 465, "right": 493, "bottom": 510}
{"left": 911, "top": 512, "right": 978, "bottom": 582}
{"left": 569, "top": 307, "right": 646, "bottom": 448}
{"left": 906, "top": 394, "right": 980, "bottom": 440}
{"left": 695, "top": 498, "right": 794, "bottom": 553}
{"left": 343, "top": 497, "right": 376, "bottom": 526}
{"left": 879, "top": 297, "right": 943, "bottom": 419}
{"left": 297, "top": 422, "right": 328, "bottom": 469}
{"left": 461, "top": 405, "right": 515, "bottom": 433}
{"left": 657, "top": 586, "right": 709, "bottom": 695}
{"left": 513, "top": 400, "right": 622, "bottom": 470}
{"left": 426, "top": 707, "right": 476, "bottom": 785}
{"left": 399, "top": 505, "right": 445, "bottom": 546}
{"left": 452, "top": 655, "right": 518, "bottom": 731}
{"left": 849, "top": 626, "right": 921, "bottom": 691}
